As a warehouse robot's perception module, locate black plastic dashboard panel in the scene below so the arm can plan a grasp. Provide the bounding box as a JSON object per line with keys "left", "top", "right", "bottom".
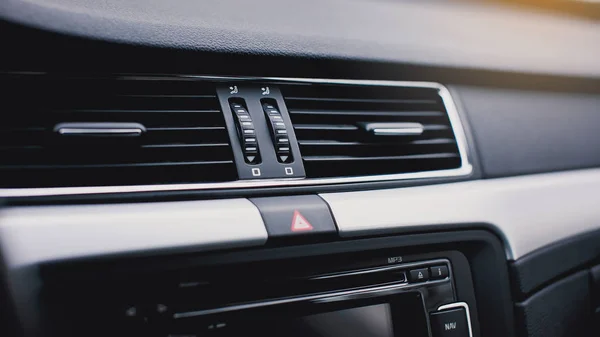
{"left": 510, "top": 228, "right": 600, "bottom": 299}
{"left": 34, "top": 229, "right": 513, "bottom": 337}
{"left": 0, "top": 0, "right": 599, "bottom": 78}
{"left": 514, "top": 271, "right": 592, "bottom": 337}
{"left": 454, "top": 86, "right": 600, "bottom": 178}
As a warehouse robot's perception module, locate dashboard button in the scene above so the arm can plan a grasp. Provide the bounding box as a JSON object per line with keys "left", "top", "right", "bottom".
{"left": 430, "top": 308, "right": 469, "bottom": 337}
{"left": 245, "top": 155, "right": 258, "bottom": 164}
{"left": 408, "top": 268, "right": 429, "bottom": 282}
{"left": 430, "top": 265, "right": 449, "bottom": 280}
{"left": 250, "top": 195, "right": 337, "bottom": 240}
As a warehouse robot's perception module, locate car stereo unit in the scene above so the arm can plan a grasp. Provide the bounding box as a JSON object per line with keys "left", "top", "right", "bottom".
{"left": 40, "top": 256, "right": 473, "bottom": 337}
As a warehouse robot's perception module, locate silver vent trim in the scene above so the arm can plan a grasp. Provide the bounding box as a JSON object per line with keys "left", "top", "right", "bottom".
{"left": 0, "top": 76, "right": 472, "bottom": 197}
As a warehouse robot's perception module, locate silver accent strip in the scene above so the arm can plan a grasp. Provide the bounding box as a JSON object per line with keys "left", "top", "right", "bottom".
{"left": 0, "top": 199, "right": 268, "bottom": 267}
{"left": 320, "top": 168, "right": 600, "bottom": 260}
{"left": 310, "top": 265, "right": 407, "bottom": 280}
{"left": 309, "top": 258, "right": 450, "bottom": 281}
{"left": 360, "top": 122, "right": 425, "bottom": 136}
{"left": 57, "top": 128, "right": 143, "bottom": 136}
{"left": 0, "top": 76, "right": 472, "bottom": 198}
{"left": 174, "top": 275, "right": 449, "bottom": 319}
{"left": 54, "top": 122, "right": 146, "bottom": 137}
{"left": 437, "top": 302, "right": 473, "bottom": 337}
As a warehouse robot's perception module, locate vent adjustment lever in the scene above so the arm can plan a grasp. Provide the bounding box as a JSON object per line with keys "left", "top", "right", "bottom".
{"left": 230, "top": 101, "right": 261, "bottom": 164}
{"left": 54, "top": 123, "right": 146, "bottom": 137}
{"left": 359, "top": 122, "right": 424, "bottom": 136}
{"left": 262, "top": 101, "right": 292, "bottom": 163}
{"left": 217, "top": 84, "right": 305, "bottom": 180}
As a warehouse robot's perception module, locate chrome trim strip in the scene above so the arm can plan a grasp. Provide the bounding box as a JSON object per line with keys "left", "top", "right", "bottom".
{"left": 310, "top": 265, "right": 407, "bottom": 280}
{"left": 0, "top": 199, "right": 268, "bottom": 267}
{"left": 57, "top": 128, "right": 143, "bottom": 136}
{"left": 174, "top": 275, "right": 450, "bottom": 319}
{"left": 437, "top": 302, "right": 473, "bottom": 337}
{"left": 361, "top": 122, "right": 425, "bottom": 136}
{"left": 53, "top": 122, "right": 146, "bottom": 137}
{"left": 309, "top": 258, "right": 450, "bottom": 281}
{"left": 0, "top": 76, "right": 472, "bottom": 198}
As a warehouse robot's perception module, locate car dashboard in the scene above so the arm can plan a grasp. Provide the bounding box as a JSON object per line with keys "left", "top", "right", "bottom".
{"left": 0, "top": 1, "right": 599, "bottom": 337}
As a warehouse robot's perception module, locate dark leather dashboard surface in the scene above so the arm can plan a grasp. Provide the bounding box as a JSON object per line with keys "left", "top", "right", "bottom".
{"left": 0, "top": 0, "right": 599, "bottom": 78}
{"left": 453, "top": 86, "right": 600, "bottom": 178}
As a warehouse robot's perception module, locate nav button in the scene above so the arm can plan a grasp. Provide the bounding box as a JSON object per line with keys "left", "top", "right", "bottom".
{"left": 430, "top": 307, "right": 470, "bottom": 337}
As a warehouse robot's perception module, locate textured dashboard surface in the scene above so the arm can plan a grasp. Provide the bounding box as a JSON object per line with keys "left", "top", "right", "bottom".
{"left": 1, "top": 0, "right": 599, "bottom": 78}
{"left": 454, "top": 86, "right": 600, "bottom": 177}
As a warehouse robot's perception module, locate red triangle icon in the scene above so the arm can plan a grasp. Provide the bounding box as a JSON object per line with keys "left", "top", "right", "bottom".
{"left": 291, "top": 210, "right": 314, "bottom": 232}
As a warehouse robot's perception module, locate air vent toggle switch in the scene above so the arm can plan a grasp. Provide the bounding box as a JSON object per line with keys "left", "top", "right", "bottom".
{"left": 230, "top": 101, "right": 261, "bottom": 164}
{"left": 262, "top": 101, "right": 293, "bottom": 164}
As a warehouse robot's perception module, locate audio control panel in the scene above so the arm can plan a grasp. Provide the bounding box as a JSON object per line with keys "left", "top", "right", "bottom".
{"left": 216, "top": 85, "right": 306, "bottom": 180}
{"left": 36, "top": 248, "right": 481, "bottom": 337}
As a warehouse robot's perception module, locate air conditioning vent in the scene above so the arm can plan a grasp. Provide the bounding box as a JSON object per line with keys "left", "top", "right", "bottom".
{"left": 0, "top": 75, "right": 236, "bottom": 188}
{"left": 283, "top": 83, "right": 463, "bottom": 178}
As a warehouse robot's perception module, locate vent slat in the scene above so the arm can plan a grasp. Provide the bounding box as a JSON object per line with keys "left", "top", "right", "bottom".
{"left": 289, "top": 110, "right": 444, "bottom": 117}
{"left": 53, "top": 109, "right": 221, "bottom": 114}
{"left": 146, "top": 127, "right": 226, "bottom": 131}
{"left": 285, "top": 97, "right": 438, "bottom": 104}
{"left": 294, "top": 124, "right": 359, "bottom": 131}
{"left": 294, "top": 123, "right": 448, "bottom": 134}
{"left": 0, "top": 145, "right": 44, "bottom": 151}
{"left": 141, "top": 143, "right": 230, "bottom": 149}
{"left": 0, "top": 160, "right": 234, "bottom": 170}
{"left": 298, "top": 138, "right": 456, "bottom": 146}
{"left": 303, "top": 153, "right": 458, "bottom": 162}
{"left": 117, "top": 94, "right": 216, "bottom": 98}
{"left": 0, "top": 75, "right": 236, "bottom": 188}
{"left": 0, "top": 127, "right": 46, "bottom": 132}
{"left": 283, "top": 83, "right": 461, "bottom": 178}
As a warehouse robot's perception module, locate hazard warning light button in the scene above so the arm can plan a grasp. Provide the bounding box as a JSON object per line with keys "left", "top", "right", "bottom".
{"left": 249, "top": 195, "right": 337, "bottom": 240}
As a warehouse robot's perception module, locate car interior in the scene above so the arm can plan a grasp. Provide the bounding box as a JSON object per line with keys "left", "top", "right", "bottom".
{"left": 0, "top": 0, "right": 599, "bottom": 336}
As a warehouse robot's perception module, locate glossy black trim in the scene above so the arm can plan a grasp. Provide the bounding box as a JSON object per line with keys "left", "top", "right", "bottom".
{"left": 38, "top": 229, "right": 515, "bottom": 337}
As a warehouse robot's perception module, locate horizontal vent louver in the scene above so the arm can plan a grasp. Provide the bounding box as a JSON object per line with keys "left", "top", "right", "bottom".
{"left": 283, "top": 84, "right": 462, "bottom": 178}
{"left": 0, "top": 75, "right": 236, "bottom": 188}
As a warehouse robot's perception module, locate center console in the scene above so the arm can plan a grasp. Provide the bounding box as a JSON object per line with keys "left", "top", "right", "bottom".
{"left": 33, "top": 229, "right": 513, "bottom": 337}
